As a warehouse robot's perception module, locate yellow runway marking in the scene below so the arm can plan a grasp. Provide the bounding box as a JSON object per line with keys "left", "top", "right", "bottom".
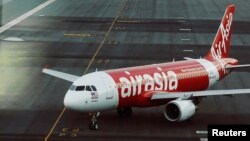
{"left": 83, "top": 0, "right": 128, "bottom": 74}
{"left": 44, "top": 107, "right": 66, "bottom": 141}
{"left": 44, "top": 0, "right": 128, "bottom": 141}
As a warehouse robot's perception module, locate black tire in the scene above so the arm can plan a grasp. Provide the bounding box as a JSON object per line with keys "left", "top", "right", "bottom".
{"left": 89, "top": 122, "right": 99, "bottom": 130}
{"left": 117, "top": 107, "right": 132, "bottom": 117}
{"left": 117, "top": 108, "right": 124, "bottom": 117}
{"left": 124, "top": 107, "right": 132, "bottom": 117}
{"left": 89, "top": 123, "right": 93, "bottom": 130}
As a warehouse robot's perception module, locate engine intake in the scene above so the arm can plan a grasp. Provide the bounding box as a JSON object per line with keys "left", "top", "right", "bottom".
{"left": 164, "top": 100, "right": 196, "bottom": 122}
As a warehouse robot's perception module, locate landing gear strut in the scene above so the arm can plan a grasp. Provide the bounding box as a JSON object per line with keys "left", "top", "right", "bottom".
{"left": 89, "top": 112, "right": 100, "bottom": 130}
{"left": 117, "top": 107, "right": 132, "bottom": 117}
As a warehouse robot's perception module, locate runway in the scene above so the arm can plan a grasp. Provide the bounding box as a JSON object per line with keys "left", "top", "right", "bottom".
{"left": 1, "top": 0, "right": 250, "bottom": 141}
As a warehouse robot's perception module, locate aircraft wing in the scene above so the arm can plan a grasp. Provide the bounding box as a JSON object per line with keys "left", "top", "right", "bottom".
{"left": 151, "top": 89, "right": 250, "bottom": 100}
{"left": 42, "top": 68, "right": 79, "bottom": 82}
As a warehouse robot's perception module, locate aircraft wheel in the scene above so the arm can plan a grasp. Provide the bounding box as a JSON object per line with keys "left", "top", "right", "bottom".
{"left": 117, "top": 107, "right": 132, "bottom": 117}
{"left": 89, "top": 122, "right": 99, "bottom": 130}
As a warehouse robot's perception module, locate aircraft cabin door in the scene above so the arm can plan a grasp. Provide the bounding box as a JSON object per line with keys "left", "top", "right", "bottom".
{"left": 100, "top": 75, "right": 114, "bottom": 99}
{"left": 208, "top": 68, "right": 219, "bottom": 86}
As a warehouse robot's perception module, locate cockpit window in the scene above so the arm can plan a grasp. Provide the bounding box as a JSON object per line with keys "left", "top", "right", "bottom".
{"left": 86, "top": 86, "right": 92, "bottom": 91}
{"left": 91, "top": 85, "right": 97, "bottom": 91}
{"left": 69, "top": 85, "right": 76, "bottom": 91}
{"left": 75, "top": 86, "right": 85, "bottom": 91}
{"left": 71, "top": 85, "right": 96, "bottom": 92}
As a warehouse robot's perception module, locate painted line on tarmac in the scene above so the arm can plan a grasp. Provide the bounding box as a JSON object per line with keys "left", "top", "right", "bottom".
{"left": 196, "top": 130, "right": 208, "bottom": 134}
{"left": 0, "top": 0, "right": 56, "bottom": 33}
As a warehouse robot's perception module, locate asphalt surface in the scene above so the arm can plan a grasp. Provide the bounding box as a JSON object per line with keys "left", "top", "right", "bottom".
{"left": 1, "top": 0, "right": 250, "bottom": 141}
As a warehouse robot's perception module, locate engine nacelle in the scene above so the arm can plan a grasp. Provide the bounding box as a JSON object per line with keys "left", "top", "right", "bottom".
{"left": 164, "top": 100, "right": 196, "bottom": 122}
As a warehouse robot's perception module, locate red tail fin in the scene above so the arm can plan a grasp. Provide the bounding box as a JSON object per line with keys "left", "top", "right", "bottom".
{"left": 205, "top": 5, "right": 235, "bottom": 60}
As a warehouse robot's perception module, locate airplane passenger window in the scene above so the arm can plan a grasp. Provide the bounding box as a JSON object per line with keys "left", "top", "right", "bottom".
{"left": 91, "top": 85, "right": 97, "bottom": 91}
{"left": 69, "top": 85, "right": 76, "bottom": 91}
{"left": 86, "top": 86, "right": 92, "bottom": 91}
{"left": 75, "top": 86, "right": 85, "bottom": 91}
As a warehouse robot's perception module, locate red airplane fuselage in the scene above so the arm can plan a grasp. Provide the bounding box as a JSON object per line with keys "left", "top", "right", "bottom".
{"left": 107, "top": 58, "right": 238, "bottom": 107}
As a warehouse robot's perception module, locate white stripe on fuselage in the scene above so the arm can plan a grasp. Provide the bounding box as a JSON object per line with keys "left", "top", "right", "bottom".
{"left": 195, "top": 59, "right": 220, "bottom": 87}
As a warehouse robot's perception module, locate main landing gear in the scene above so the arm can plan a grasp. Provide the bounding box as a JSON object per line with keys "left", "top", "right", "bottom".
{"left": 89, "top": 112, "right": 100, "bottom": 130}
{"left": 117, "top": 107, "right": 132, "bottom": 117}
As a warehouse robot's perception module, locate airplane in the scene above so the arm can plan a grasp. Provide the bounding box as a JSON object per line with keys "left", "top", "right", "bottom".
{"left": 43, "top": 5, "right": 250, "bottom": 130}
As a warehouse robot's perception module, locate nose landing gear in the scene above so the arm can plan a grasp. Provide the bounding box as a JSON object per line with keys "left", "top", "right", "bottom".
{"left": 89, "top": 112, "right": 100, "bottom": 130}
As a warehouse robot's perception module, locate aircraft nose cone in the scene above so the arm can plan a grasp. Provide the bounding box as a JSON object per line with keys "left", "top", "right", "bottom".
{"left": 64, "top": 91, "right": 80, "bottom": 110}
{"left": 63, "top": 92, "right": 73, "bottom": 109}
{"left": 63, "top": 95, "right": 71, "bottom": 109}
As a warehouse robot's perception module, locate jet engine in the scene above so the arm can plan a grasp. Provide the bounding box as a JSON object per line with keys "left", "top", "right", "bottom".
{"left": 164, "top": 100, "right": 196, "bottom": 122}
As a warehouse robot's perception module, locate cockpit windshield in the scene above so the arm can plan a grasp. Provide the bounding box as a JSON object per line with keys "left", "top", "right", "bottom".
{"left": 91, "top": 85, "right": 97, "bottom": 91}
{"left": 86, "top": 86, "right": 92, "bottom": 91}
{"left": 69, "top": 85, "right": 97, "bottom": 92}
{"left": 75, "top": 86, "right": 85, "bottom": 91}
